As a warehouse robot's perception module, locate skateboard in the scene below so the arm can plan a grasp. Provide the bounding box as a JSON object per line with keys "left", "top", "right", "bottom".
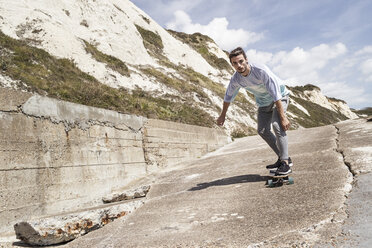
{"left": 267, "top": 174, "right": 294, "bottom": 187}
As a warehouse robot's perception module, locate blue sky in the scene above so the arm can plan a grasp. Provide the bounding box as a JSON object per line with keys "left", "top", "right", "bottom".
{"left": 131, "top": 0, "right": 372, "bottom": 109}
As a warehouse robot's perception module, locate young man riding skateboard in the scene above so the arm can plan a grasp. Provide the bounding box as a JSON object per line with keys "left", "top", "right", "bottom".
{"left": 217, "top": 47, "right": 293, "bottom": 175}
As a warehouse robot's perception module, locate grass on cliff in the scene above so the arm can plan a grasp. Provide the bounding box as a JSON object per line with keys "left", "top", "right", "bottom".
{"left": 83, "top": 40, "right": 130, "bottom": 77}
{"left": 288, "top": 96, "right": 348, "bottom": 127}
{"left": 140, "top": 67, "right": 211, "bottom": 103}
{"left": 231, "top": 125, "right": 257, "bottom": 139}
{"left": 290, "top": 84, "right": 320, "bottom": 92}
{"left": 352, "top": 107, "right": 372, "bottom": 117}
{"left": 291, "top": 84, "right": 346, "bottom": 104}
{"left": 0, "top": 30, "right": 215, "bottom": 127}
{"left": 168, "top": 30, "right": 233, "bottom": 73}
{"left": 135, "top": 24, "right": 164, "bottom": 56}
{"left": 288, "top": 84, "right": 349, "bottom": 127}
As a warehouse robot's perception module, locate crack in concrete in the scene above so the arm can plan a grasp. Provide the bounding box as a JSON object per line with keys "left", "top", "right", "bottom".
{"left": 0, "top": 161, "right": 147, "bottom": 172}
{"left": 285, "top": 126, "right": 354, "bottom": 247}
{"left": 321, "top": 124, "right": 355, "bottom": 244}
{"left": 141, "top": 125, "right": 152, "bottom": 174}
{"left": 334, "top": 124, "right": 356, "bottom": 176}
{"left": 0, "top": 108, "right": 21, "bottom": 113}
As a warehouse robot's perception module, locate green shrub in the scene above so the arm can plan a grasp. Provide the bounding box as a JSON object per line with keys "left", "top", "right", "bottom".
{"left": 231, "top": 125, "right": 256, "bottom": 139}
{"left": 83, "top": 40, "right": 129, "bottom": 77}
{"left": 231, "top": 128, "right": 247, "bottom": 139}
{"left": 135, "top": 24, "right": 163, "bottom": 55}
{"left": 168, "top": 30, "right": 233, "bottom": 73}
{"left": 290, "top": 84, "right": 320, "bottom": 93}
{"left": 352, "top": 107, "right": 372, "bottom": 116}
{"left": 288, "top": 96, "right": 348, "bottom": 127}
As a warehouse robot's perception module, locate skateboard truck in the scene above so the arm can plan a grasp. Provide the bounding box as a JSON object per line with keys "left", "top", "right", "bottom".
{"left": 267, "top": 174, "right": 294, "bottom": 187}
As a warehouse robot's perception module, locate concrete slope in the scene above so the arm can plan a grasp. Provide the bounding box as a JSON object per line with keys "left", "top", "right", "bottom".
{"left": 63, "top": 122, "right": 354, "bottom": 247}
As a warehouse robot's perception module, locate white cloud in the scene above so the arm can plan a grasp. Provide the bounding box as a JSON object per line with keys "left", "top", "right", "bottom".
{"left": 355, "top": 45, "right": 372, "bottom": 55}
{"left": 319, "top": 81, "right": 369, "bottom": 107}
{"left": 166, "top": 10, "right": 263, "bottom": 51}
{"left": 360, "top": 59, "right": 372, "bottom": 82}
{"left": 361, "top": 59, "right": 372, "bottom": 74}
{"left": 247, "top": 43, "right": 347, "bottom": 85}
{"left": 246, "top": 49, "right": 273, "bottom": 65}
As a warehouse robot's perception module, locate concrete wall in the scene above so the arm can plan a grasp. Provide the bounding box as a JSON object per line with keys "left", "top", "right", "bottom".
{"left": 144, "top": 119, "right": 228, "bottom": 171}
{"left": 0, "top": 88, "right": 229, "bottom": 235}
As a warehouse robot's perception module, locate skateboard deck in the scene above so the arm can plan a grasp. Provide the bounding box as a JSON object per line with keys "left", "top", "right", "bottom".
{"left": 267, "top": 174, "right": 294, "bottom": 187}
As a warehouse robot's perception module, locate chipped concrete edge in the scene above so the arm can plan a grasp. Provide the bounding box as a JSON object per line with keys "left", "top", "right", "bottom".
{"left": 21, "top": 94, "right": 147, "bottom": 132}
{"left": 13, "top": 200, "right": 144, "bottom": 246}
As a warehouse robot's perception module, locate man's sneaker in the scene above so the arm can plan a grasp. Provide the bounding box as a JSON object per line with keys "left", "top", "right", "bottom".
{"left": 288, "top": 157, "right": 293, "bottom": 167}
{"left": 266, "top": 159, "right": 281, "bottom": 170}
{"left": 266, "top": 157, "right": 293, "bottom": 170}
{"left": 272, "top": 161, "right": 292, "bottom": 176}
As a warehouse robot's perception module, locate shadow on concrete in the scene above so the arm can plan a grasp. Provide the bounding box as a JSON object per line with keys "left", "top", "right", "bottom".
{"left": 13, "top": 241, "right": 68, "bottom": 247}
{"left": 188, "top": 174, "right": 269, "bottom": 191}
{"left": 12, "top": 242, "right": 36, "bottom": 247}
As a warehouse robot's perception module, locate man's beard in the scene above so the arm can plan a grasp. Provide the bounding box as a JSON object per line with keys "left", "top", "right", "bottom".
{"left": 238, "top": 66, "right": 247, "bottom": 74}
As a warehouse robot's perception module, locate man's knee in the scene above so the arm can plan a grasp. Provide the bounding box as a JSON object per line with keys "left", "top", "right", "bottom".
{"left": 257, "top": 126, "right": 270, "bottom": 137}
{"left": 272, "top": 121, "right": 286, "bottom": 136}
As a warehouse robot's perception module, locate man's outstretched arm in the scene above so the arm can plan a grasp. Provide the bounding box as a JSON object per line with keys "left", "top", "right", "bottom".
{"left": 217, "top": 101, "right": 230, "bottom": 126}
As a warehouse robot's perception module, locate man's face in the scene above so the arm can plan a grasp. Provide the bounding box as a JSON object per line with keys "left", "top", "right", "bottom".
{"left": 230, "top": 54, "right": 248, "bottom": 75}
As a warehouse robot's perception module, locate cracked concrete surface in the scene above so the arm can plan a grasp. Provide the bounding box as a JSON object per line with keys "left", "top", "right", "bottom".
{"left": 1, "top": 87, "right": 369, "bottom": 247}
{"left": 52, "top": 119, "right": 371, "bottom": 248}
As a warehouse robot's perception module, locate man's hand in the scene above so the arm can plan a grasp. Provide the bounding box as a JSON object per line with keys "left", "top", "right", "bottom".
{"left": 281, "top": 116, "right": 290, "bottom": 131}
{"left": 275, "top": 99, "right": 290, "bottom": 131}
{"left": 217, "top": 102, "right": 230, "bottom": 126}
{"left": 217, "top": 114, "right": 225, "bottom": 126}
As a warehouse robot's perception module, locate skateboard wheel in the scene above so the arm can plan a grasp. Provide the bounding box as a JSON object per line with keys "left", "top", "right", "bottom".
{"left": 268, "top": 179, "right": 274, "bottom": 187}
{"left": 288, "top": 177, "right": 294, "bottom": 184}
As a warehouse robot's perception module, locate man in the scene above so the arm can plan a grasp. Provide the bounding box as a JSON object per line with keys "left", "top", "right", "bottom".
{"left": 217, "top": 47, "right": 292, "bottom": 175}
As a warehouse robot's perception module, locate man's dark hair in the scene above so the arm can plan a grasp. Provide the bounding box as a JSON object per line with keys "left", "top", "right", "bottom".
{"left": 229, "top": 47, "right": 247, "bottom": 63}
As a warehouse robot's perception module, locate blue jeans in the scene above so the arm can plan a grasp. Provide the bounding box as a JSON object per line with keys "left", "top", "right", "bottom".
{"left": 257, "top": 96, "right": 289, "bottom": 160}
